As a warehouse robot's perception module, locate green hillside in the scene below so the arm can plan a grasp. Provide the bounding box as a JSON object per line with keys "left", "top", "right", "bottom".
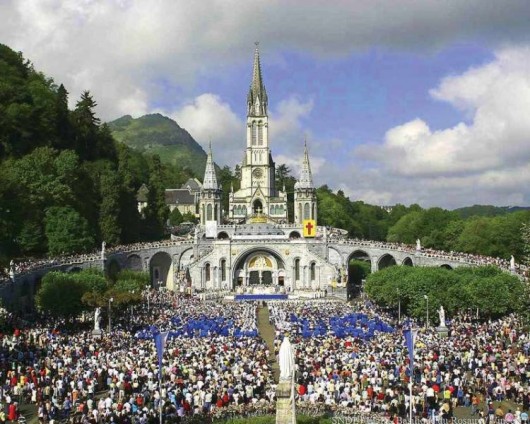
{"left": 108, "top": 114, "right": 207, "bottom": 177}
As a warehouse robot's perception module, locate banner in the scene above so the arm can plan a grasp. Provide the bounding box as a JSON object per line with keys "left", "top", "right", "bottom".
{"left": 303, "top": 219, "right": 316, "bottom": 238}
{"left": 154, "top": 330, "right": 169, "bottom": 380}
{"left": 404, "top": 328, "right": 417, "bottom": 374}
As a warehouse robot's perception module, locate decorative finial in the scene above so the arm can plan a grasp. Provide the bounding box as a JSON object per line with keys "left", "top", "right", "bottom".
{"left": 255, "top": 41, "right": 259, "bottom": 47}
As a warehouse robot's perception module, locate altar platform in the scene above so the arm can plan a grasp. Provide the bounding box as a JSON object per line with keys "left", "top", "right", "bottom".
{"left": 234, "top": 293, "right": 288, "bottom": 301}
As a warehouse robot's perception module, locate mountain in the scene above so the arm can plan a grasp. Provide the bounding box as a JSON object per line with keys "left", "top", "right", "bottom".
{"left": 454, "top": 204, "right": 530, "bottom": 218}
{"left": 108, "top": 114, "right": 207, "bottom": 177}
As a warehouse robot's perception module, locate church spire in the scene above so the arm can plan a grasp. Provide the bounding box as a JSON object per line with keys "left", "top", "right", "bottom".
{"left": 297, "top": 140, "right": 314, "bottom": 189}
{"left": 247, "top": 42, "right": 268, "bottom": 116}
{"left": 202, "top": 142, "right": 218, "bottom": 190}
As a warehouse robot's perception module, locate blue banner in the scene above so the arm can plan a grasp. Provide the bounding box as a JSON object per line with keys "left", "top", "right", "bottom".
{"left": 404, "top": 329, "right": 416, "bottom": 374}
{"left": 154, "top": 331, "right": 169, "bottom": 380}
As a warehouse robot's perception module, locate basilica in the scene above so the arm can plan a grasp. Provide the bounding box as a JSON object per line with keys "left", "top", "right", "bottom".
{"left": 181, "top": 45, "right": 339, "bottom": 294}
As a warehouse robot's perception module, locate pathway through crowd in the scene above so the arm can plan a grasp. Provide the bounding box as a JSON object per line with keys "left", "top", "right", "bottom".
{"left": 257, "top": 303, "right": 280, "bottom": 383}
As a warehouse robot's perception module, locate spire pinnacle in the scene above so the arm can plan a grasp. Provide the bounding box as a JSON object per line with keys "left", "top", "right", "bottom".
{"left": 247, "top": 43, "right": 268, "bottom": 116}
{"left": 203, "top": 142, "right": 218, "bottom": 190}
{"left": 298, "top": 140, "right": 314, "bottom": 189}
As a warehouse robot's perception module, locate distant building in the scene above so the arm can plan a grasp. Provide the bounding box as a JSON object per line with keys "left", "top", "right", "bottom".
{"left": 137, "top": 178, "right": 202, "bottom": 217}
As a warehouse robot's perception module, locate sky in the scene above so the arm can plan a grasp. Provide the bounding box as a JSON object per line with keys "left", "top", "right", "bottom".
{"left": 2, "top": 0, "right": 530, "bottom": 209}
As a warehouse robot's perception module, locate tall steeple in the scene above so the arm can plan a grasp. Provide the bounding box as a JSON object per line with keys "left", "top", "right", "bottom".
{"left": 294, "top": 140, "right": 317, "bottom": 224}
{"left": 202, "top": 142, "right": 218, "bottom": 190}
{"left": 297, "top": 141, "right": 314, "bottom": 189}
{"left": 247, "top": 42, "right": 268, "bottom": 117}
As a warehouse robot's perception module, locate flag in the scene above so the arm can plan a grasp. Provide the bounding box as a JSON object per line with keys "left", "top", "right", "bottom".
{"left": 403, "top": 328, "right": 417, "bottom": 374}
{"left": 303, "top": 219, "right": 316, "bottom": 238}
{"left": 154, "top": 331, "right": 169, "bottom": 380}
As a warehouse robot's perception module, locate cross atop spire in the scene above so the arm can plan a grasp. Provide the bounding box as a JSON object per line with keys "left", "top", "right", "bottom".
{"left": 247, "top": 43, "right": 268, "bottom": 117}
{"left": 297, "top": 140, "right": 314, "bottom": 189}
{"left": 202, "top": 142, "right": 218, "bottom": 190}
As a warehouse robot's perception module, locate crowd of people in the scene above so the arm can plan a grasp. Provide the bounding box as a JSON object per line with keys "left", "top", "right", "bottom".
{"left": 0, "top": 289, "right": 528, "bottom": 423}
{"left": 269, "top": 300, "right": 530, "bottom": 421}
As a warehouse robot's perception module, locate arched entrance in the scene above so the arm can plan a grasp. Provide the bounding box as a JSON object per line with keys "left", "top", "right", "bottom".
{"left": 232, "top": 249, "right": 286, "bottom": 291}
{"left": 378, "top": 254, "right": 397, "bottom": 271}
{"left": 347, "top": 250, "right": 371, "bottom": 298}
{"left": 149, "top": 252, "right": 173, "bottom": 289}
{"left": 402, "top": 257, "right": 414, "bottom": 266}
{"left": 253, "top": 199, "right": 263, "bottom": 214}
{"left": 126, "top": 254, "right": 143, "bottom": 271}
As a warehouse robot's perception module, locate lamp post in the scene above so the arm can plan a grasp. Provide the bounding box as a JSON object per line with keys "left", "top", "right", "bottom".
{"left": 130, "top": 291, "right": 135, "bottom": 322}
{"left": 108, "top": 297, "right": 114, "bottom": 333}
{"left": 424, "top": 294, "right": 429, "bottom": 328}
{"left": 146, "top": 285, "right": 150, "bottom": 312}
{"left": 397, "top": 288, "right": 401, "bottom": 325}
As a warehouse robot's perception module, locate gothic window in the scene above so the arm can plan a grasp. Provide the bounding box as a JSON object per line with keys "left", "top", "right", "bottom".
{"left": 258, "top": 122, "right": 263, "bottom": 146}
{"left": 298, "top": 203, "right": 302, "bottom": 222}
{"left": 242, "top": 205, "right": 247, "bottom": 216}
{"left": 214, "top": 205, "right": 218, "bottom": 221}
{"left": 252, "top": 122, "right": 257, "bottom": 145}
{"left": 310, "top": 262, "right": 316, "bottom": 281}
{"left": 279, "top": 205, "right": 284, "bottom": 214}
{"left": 295, "top": 259, "right": 300, "bottom": 281}
{"left": 312, "top": 204, "right": 316, "bottom": 220}
{"left": 207, "top": 204, "right": 213, "bottom": 221}
{"left": 304, "top": 203, "right": 310, "bottom": 220}
{"left": 205, "top": 263, "right": 211, "bottom": 281}
{"left": 221, "top": 259, "right": 226, "bottom": 281}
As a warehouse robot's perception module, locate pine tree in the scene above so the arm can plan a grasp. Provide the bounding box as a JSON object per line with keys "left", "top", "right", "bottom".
{"left": 99, "top": 169, "right": 122, "bottom": 246}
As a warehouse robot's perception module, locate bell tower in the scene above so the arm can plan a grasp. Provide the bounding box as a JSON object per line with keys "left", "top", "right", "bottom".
{"left": 294, "top": 142, "right": 317, "bottom": 224}
{"left": 200, "top": 143, "right": 222, "bottom": 224}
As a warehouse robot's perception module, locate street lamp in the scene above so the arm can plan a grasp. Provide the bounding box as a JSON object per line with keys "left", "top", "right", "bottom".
{"left": 146, "top": 285, "right": 150, "bottom": 312}
{"left": 108, "top": 297, "right": 114, "bottom": 333}
{"left": 130, "top": 290, "right": 135, "bottom": 322}
{"left": 424, "top": 294, "right": 429, "bottom": 328}
{"left": 397, "top": 288, "right": 401, "bottom": 325}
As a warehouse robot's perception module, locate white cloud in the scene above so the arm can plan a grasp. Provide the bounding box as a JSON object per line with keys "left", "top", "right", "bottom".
{"left": 334, "top": 46, "right": 530, "bottom": 207}
{"left": 163, "top": 93, "right": 314, "bottom": 170}
{"left": 2, "top": 0, "right": 530, "bottom": 121}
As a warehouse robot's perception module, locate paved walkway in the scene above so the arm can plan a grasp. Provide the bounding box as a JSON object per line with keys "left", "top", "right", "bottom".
{"left": 257, "top": 304, "right": 280, "bottom": 383}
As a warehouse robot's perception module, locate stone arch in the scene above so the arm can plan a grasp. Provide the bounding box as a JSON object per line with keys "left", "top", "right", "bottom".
{"left": 68, "top": 266, "right": 82, "bottom": 273}
{"left": 346, "top": 250, "right": 371, "bottom": 297}
{"left": 179, "top": 248, "right": 194, "bottom": 270}
{"left": 149, "top": 252, "right": 173, "bottom": 289}
{"left": 126, "top": 254, "right": 143, "bottom": 271}
{"left": 289, "top": 231, "right": 301, "bottom": 239}
{"left": 106, "top": 259, "right": 121, "bottom": 282}
{"left": 217, "top": 231, "right": 229, "bottom": 240}
{"left": 440, "top": 264, "right": 453, "bottom": 270}
{"left": 378, "top": 254, "right": 397, "bottom": 271}
{"left": 231, "top": 247, "right": 286, "bottom": 290}
{"left": 253, "top": 199, "right": 263, "bottom": 214}
{"left": 402, "top": 257, "right": 414, "bottom": 266}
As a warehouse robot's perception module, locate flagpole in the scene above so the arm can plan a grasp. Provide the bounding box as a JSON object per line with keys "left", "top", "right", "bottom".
{"left": 159, "top": 373, "right": 163, "bottom": 424}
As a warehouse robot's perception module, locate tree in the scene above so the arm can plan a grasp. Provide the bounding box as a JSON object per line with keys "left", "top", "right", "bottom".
{"left": 168, "top": 208, "right": 184, "bottom": 226}
{"left": 142, "top": 155, "right": 169, "bottom": 239}
{"left": 72, "top": 91, "right": 100, "bottom": 160}
{"left": 99, "top": 169, "right": 122, "bottom": 245}
{"left": 45, "top": 206, "right": 95, "bottom": 255}
{"left": 36, "top": 272, "right": 88, "bottom": 319}
{"left": 364, "top": 265, "right": 524, "bottom": 320}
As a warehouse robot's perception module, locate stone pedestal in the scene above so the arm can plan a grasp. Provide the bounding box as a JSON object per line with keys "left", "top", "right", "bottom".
{"left": 92, "top": 329, "right": 103, "bottom": 339}
{"left": 436, "top": 326, "right": 449, "bottom": 337}
{"left": 276, "top": 381, "right": 296, "bottom": 424}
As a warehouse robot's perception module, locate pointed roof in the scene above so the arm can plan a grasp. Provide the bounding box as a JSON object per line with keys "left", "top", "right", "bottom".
{"left": 202, "top": 142, "right": 219, "bottom": 190}
{"left": 247, "top": 42, "right": 268, "bottom": 116}
{"left": 296, "top": 140, "right": 314, "bottom": 189}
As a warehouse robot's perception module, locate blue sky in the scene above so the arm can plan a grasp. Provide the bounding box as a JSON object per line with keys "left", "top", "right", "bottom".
{"left": 2, "top": 0, "right": 530, "bottom": 208}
